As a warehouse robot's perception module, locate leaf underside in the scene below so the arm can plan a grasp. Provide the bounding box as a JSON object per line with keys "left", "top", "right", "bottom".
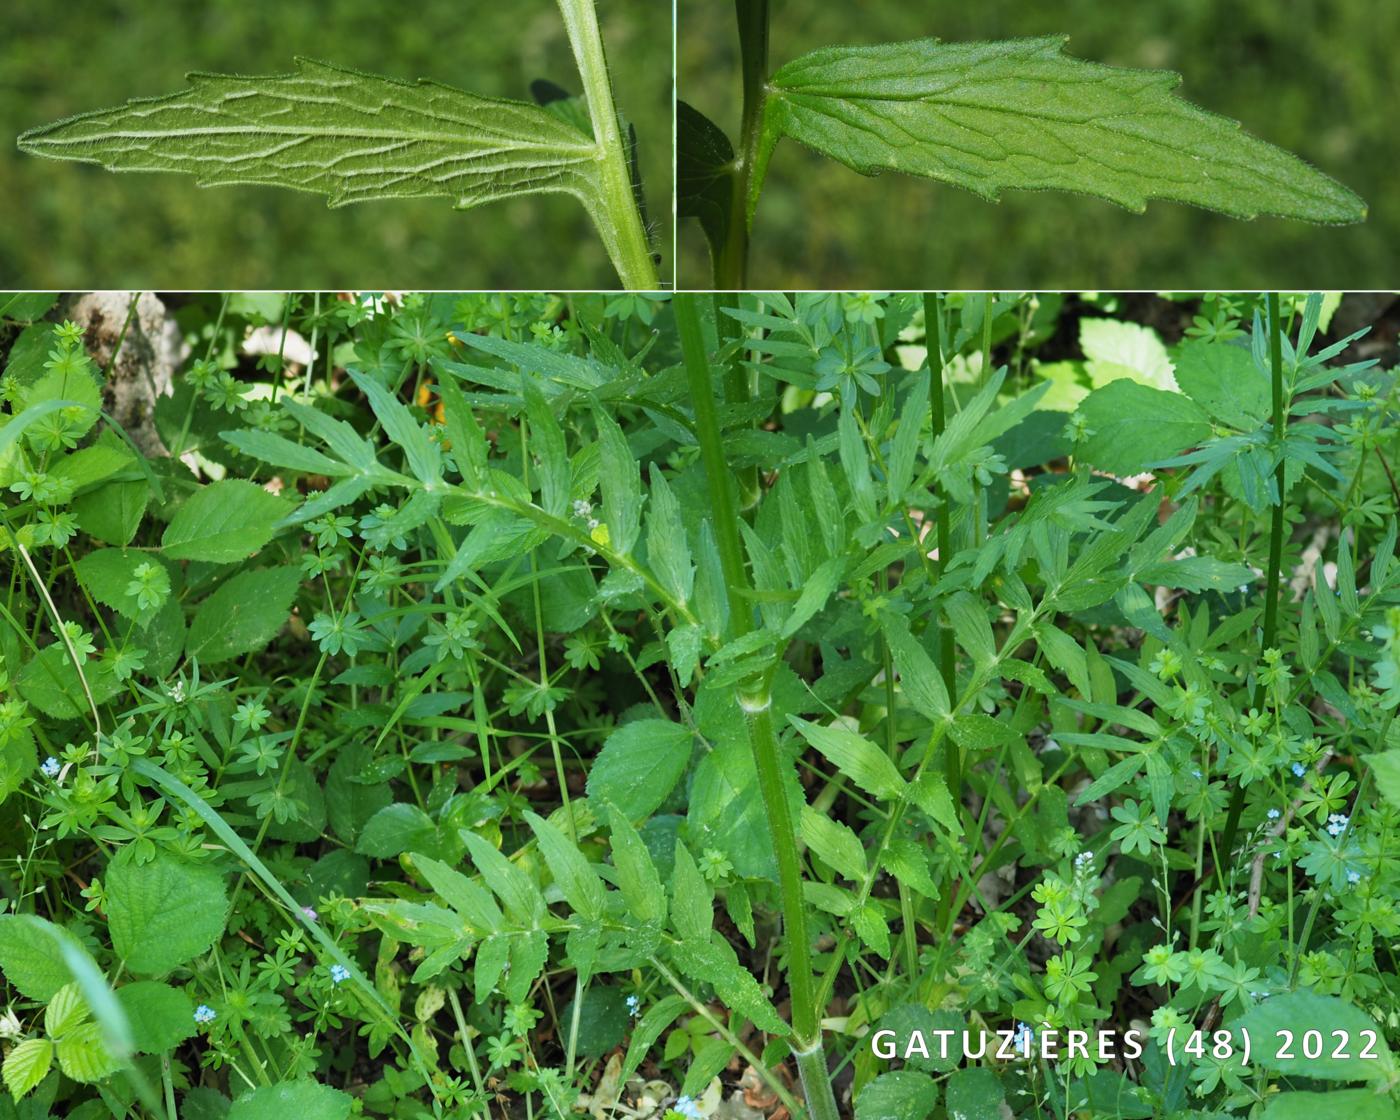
{"left": 754, "top": 36, "right": 1366, "bottom": 226}
{"left": 17, "top": 58, "right": 604, "bottom": 215}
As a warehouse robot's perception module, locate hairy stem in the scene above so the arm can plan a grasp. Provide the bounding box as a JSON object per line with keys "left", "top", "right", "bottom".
{"left": 675, "top": 295, "right": 838, "bottom": 1120}
{"left": 716, "top": 0, "right": 770, "bottom": 288}
{"left": 556, "top": 0, "right": 658, "bottom": 289}
{"left": 1220, "top": 292, "right": 1287, "bottom": 864}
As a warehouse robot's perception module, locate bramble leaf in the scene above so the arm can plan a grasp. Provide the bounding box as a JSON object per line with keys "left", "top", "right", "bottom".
{"left": 753, "top": 36, "right": 1365, "bottom": 226}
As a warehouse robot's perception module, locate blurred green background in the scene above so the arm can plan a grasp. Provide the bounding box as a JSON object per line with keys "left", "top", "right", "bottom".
{"left": 2, "top": 0, "right": 671, "bottom": 289}
{"left": 680, "top": 0, "right": 1397, "bottom": 289}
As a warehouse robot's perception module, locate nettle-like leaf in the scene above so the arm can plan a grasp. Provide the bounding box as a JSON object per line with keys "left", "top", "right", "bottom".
{"left": 17, "top": 59, "right": 645, "bottom": 281}
{"left": 751, "top": 36, "right": 1365, "bottom": 225}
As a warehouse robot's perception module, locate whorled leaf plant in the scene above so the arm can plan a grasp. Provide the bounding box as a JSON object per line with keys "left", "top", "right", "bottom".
{"left": 17, "top": 0, "right": 659, "bottom": 289}
{"left": 681, "top": 0, "right": 1368, "bottom": 287}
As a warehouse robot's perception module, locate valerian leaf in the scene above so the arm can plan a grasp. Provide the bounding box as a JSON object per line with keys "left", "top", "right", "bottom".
{"left": 18, "top": 58, "right": 610, "bottom": 224}
{"left": 752, "top": 36, "right": 1365, "bottom": 226}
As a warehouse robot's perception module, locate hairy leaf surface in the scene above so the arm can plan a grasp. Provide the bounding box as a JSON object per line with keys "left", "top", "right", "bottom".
{"left": 753, "top": 36, "right": 1364, "bottom": 224}
{"left": 18, "top": 59, "right": 607, "bottom": 219}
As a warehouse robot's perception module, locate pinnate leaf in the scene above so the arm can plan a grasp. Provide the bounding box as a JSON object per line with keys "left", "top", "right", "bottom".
{"left": 753, "top": 36, "right": 1364, "bottom": 226}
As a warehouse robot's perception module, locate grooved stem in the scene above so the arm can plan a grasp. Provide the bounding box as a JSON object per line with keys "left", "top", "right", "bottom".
{"left": 675, "top": 295, "right": 838, "bottom": 1120}
{"left": 1220, "top": 292, "right": 1287, "bottom": 864}
{"left": 923, "top": 294, "right": 959, "bottom": 794}
{"left": 716, "top": 0, "right": 770, "bottom": 288}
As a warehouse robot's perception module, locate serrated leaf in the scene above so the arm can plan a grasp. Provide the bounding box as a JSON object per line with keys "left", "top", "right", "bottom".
{"left": 669, "top": 841, "right": 714, "bottom": 943}
{"left": 800, "top": 805, "right": 867, "bottom": 881}
{"left": 2, "top": 1038, "right": 52, "bottom": 1099}
{"left": 788, "top": 716, "right": 906, "bottom": 801}
{"left": 187, "top": 566, "right": 300, "bottom": 664}
{"left": 1235, "top": 992, "right": 1394, "bottom": 1082}
{"left": 524, "top": 811, "right": 606, "bottom": 923}
{"left": 586, "top": 719, "right": 693, "bottom": 821}
{"left": 162, "top": 479, "right": 291, "bottom": 563}
{"left": 0, "top": 915, "right": 73, "bottom": 1001}
{"left": 670, "top": 938, "right": 786, "bottom": 1036}
{"left": 883, "top": 615, "right": 950, "bottom": 721}
{"left": 106, "top": 848, "right": 229, "bottom": 976}
{"left": 54, "top": 1020, "right": 121, "bottom": 1083}
{"left": 228, "top": 1079, "right": 353, "bottom": 1120}
{"left": 594, "top": 404, "right": 642, "bottom": 554}
{"left": 854, "top": 1070, "right": 939, "bottom": 1120}
{"left": 20, "top": 57, "right": 607, "bottom": 225}
{"left": 1174, "top": 339, "right": 1270, "bottom": 429}
{"left": 1076, "top": 380, "right": 1212, "bottom": 476}
{"left": 605, "top": 803, "right": 666, "bottom": 927}
{"left": 752, "top": 36, "right": 1364, "bottom": 226}
{"left": 116, "top": 981, "right": 196, "bottom": 1055}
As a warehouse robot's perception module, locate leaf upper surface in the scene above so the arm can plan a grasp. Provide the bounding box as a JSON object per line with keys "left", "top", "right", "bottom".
{"left": 19, "top": 58, "right": 604, "bottom": 216}
{"left": 754, "top": 36, "right": 1364, "bottom": 225}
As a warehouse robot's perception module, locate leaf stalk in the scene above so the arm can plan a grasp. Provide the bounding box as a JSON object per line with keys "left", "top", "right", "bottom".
{"left": 716, "top": 0, "right": 770, "bottom": 288}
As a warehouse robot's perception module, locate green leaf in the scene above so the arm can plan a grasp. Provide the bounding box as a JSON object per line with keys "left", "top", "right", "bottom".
{"left": 752, "top": 36, "right": 1364, "bottom": 226}
{"left": 105, "top": 848, "right": 229, "bottom": 976}
{"left": 854, "top": 1070, "right": 939, "bottom": 1120}
{"left": 1174, "top": 339, "right": 1270, "bottom": 429}
{"left": 221, "top": 428, "right": 354, "bottom": 477}
{"left": 1136, "top": 555, "right": 1254, "bottom": 592}
{"left": 460, "top": 831, "right": 545, "bottom": 926}
{"left": 594, "top": 404, "right": 642, "bottom": 554}
{"left": 1079, "top": 317, "right": 1176, "bottom": 392}
{"left": 116, "top": 981, "right": 195, "bottom": 1054}
{"left": 162, "top": 479, "right": 291, "bottom": 563}
{"left": 586, "top": 718, "right": 693, "bottom": 821}
{"left": 670, "top": 938, "right": 786, "bottom": 1036}
{"left": 605, "top": 803, "right": 666, "bottom": 927}
{"left": 187, "top": 566, "right": 300, "bottom": 664}
{"left": 944, "top": 1068, "right": 1006, "bottom": 1120}
{"left": 1366, "top": 752, "right": 1400, "bottom": 814}
{"left": 356, "top": 803, "right": 436, "bottom": 858}
{"left": 909, "top": 772, "right": 963, "bottom": 836}
{"left": 20, "top": 58, "right": 607, "bottom": 224}
{"left": 645, "top": 465, "right": 694, "bottom": 606}
{"left": 788, "top": 715, "right": 906, "bottom": 801}
{"left": 73, "top": 549, "right": 153, "bottom": 621}
{"left": 0, "top": 915, "right": 75, "bottom": 1000}
{"left": 801, "top": 806, "right": 867, "bottom": 881}
{"left": 677, "top": 101, "right": 735, "bottom": 264}
{"left": 1076, "top": 380, "right": 1212, "bottom": 475}
{"left": 350, "top": 370, "right": 443, "bottom": 489}
{"left": 524, "top": 811, "right": 606, "bottom": 922}
{"left": 228, "top": 1079, "right": 353, "bottom": 1120}
{"left": 74, "top": 479, "right": 149, "bottom": 547}
{"left": 1, "top": 1038, "right": 52, "bottom": 1099}
{"left": 1235, "top": 992, "right": 1393, "bottom": 1082}
{"left": 669, "top": 841, "right": 714, "bottom": 943}
{"left": 883, "top": 616, "right": 950, "bottom": 721}
{"left": 1263, "top": 1090, "right": 1399, "bottom": 1120}
{"left": 409, "top": 852, "right": 503, "bottom": 934}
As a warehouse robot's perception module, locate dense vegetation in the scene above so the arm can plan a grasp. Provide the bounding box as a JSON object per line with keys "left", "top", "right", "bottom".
{"left": 1, "top": 291, "right": 1398, "bottom": 1120}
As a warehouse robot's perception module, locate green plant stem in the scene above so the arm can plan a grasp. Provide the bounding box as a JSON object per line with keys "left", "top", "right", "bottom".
{"left": 716, "top": 0, "right": 770, "bottom": 288}
{"left": 713, "top": 293, "right": 761, "bottom": 510}
{"left": 923, "top": 294, "right": 959, "bottom": 794}
{"left": 1220, "top": 292, "right": 1287, "bottom": 865}
{"left": 555, "top": 0, "right": 658, "bottom": 289}
{"left": 675, "top": 295, "right": 838, "bottom": 1120}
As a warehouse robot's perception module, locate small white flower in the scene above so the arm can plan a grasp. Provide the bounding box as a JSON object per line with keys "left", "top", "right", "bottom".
{"left": 1013, "top": 1022, "right": 1036, "bottom": 1057}
{"left": 1326, "top": 813, "right": 1349, "bottom": 838}
{"left": 1266, "top": 808, "right": 1281, "bottom": 820}
{"left": 1347, "top": 870, "right": 1362, "bottom": 884}
{"left": 1291, "top": 762, "right": 1306, "bottom": 778}
{"left": 673, "top": 1096, "right": 702, "bottom": 1120}
{"left": 40, "top": 757, "right": 61, "bottom": 778}
{"left": 329, "top": 964, "right": 350, "bottom": 984}
{"left": 302, "top": 906, "right": 318, "bottom": 922}
{"left": 193, "top": 1004, "right": 216, "bottom": 1024}
{"left": 626, "top": 994, "right": 640, "bottom": 1016}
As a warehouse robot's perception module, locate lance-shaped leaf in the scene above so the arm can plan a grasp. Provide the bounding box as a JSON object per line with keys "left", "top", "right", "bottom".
{"left": 18, "top": 57, "right": 606, "bottom": 219}
{"left": 751, "top": 36, "right": 1365, "bottom": 226}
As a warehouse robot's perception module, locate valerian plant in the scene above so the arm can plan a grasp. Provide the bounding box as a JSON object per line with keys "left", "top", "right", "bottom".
{"left": 16, "top": 0, "right": 660, "bottom": 289}
{"left": 680, "top": 2, "right": 1367, "bottom": 287}
{"left": 0, "top": 291, "right": 1398, "bottom": 1120}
